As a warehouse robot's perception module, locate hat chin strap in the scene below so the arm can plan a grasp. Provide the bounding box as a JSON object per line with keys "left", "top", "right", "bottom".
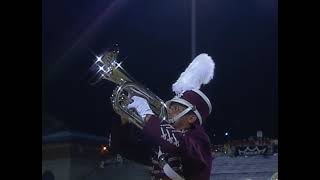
{"left": 169, "top": 106, "right": 193, "bottom": 124}
{"left": 166, "top": 97, "right": 203, "bottom": 125}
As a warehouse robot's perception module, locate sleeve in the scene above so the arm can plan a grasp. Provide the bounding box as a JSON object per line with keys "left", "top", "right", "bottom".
{"left": 111, "top": 119, "right": 152, "bottom": 166}
{"left": 142, "top": 115, "right": 208, "bottom": 168}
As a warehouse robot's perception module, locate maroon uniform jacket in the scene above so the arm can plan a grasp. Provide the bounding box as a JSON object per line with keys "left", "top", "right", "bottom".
{"left": 142, "top": 115, "right": 213, "bottom": 180}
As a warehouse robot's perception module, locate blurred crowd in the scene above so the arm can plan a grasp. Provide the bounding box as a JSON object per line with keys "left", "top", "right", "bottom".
{"left": 212, "top": 137, "right": 278, "bottom": 157}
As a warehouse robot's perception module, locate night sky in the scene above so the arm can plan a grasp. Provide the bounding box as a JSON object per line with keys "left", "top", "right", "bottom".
{"left": 43, "top": 0, "right": 278, "bottom": 144}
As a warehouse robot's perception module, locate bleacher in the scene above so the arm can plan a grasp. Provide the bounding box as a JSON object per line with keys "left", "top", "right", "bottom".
{"left": 211, "top": 155, "right": 278, "bottom": 180}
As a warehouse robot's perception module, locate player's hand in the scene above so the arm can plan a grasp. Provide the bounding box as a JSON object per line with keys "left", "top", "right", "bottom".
{"left": 127, "top": 96, "right": 154, "bottom": 119}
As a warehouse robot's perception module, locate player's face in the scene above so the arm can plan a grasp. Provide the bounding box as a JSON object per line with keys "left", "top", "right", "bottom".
{"left": 168, "top": 103, "right": 195, "bottom": 129}
{"left": 168, "top": 103, "right": 186, "bottom": 119}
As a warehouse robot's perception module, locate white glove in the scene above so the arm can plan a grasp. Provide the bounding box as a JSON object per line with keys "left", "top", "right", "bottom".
{"left": 127, "top": 96, "right": 154, "bottom": 119}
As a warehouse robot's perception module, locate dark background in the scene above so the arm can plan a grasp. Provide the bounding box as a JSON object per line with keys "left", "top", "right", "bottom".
{"left": 42, "top": 0, "right": 278, "bottom": 144}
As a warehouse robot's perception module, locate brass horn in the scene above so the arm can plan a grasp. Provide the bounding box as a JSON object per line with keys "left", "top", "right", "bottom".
{"left": 92, "top": 49, "right": 168, "bottom": 129}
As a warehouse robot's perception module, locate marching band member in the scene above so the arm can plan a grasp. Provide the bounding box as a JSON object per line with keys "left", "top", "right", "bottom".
{"left": 127, "top": 53, "right": 215, "bottom": 180}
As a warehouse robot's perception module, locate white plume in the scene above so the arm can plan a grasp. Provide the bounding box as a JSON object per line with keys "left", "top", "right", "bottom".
{"left": 172, "top": 53, "right": 215, "bottom": 95}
